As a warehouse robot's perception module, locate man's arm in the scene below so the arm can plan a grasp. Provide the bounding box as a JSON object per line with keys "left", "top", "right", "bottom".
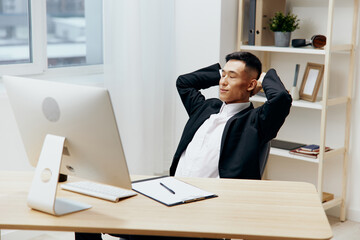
{"left": 176, "top": 63, "right": 221, "bottom": 116}
{"left": 256, "top": 69, "right": 292, "bottom": 142}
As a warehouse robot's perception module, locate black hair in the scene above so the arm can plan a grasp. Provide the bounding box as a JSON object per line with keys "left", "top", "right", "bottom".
{"left": 225, "top": 51, "right": 262, "bottom": 79}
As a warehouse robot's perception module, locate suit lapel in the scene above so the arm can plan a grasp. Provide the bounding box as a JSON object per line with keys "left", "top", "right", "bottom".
{"left": 220, "top": 103, "right": 254, "bottom": 154}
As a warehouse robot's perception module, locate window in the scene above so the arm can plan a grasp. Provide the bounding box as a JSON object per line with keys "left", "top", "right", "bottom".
{"left": 0, "top": 0, "right": 31, "bottom": 65}
{"left": 46, "top": 0, "right": 103, "bottom": 68}
{"left": 0, "top": 0, "right": 103, "bottom": 75}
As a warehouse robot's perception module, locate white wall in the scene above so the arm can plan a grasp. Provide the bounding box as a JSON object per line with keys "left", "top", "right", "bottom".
{"left": 0, "top": 94, "right": 30, "bottom": 171}
{"left": 173, "top": 0, "right": 238, "bottom": 162}
{"left": 173, "top": 0, "right": 223, "bottom": 146}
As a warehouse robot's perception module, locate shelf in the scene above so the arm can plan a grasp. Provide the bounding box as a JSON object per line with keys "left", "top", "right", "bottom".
{"left": 240, "top": 45, "right": 326, "bottom": 55}
{"left": 270, "top": 147, "right": 319, "bottom": 163}
{"left": 331, "top": 44, "right": 353, "bottom": 52}
{"left": 270, "top": 147, "right": 345, "bottom": 164}
{"left": 251, "top": 95, "right": 348, "bottom": 110}
{"left": 238, "top": 0, "right": 358, "bottom": 221}
{"left": 327, "top": 96, "right": 349, "bottom": 106}
{"left": 323, "top": 197, "right": 342, "bottom": 210}
{"left": 250, "top": 95, "right": 323, "bottom": 110}
{"left": 240, "top": 44, "right": 352, "bottom": 55}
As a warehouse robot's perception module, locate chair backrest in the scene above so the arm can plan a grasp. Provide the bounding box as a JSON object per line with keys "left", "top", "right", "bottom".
{"left": 259, "top": 141, "right": 271, "bottom": 178}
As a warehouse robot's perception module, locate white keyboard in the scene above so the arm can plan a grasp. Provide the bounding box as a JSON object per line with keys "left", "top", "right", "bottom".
{"left": 61, "top": 181, "right": 137, "bottom": 202}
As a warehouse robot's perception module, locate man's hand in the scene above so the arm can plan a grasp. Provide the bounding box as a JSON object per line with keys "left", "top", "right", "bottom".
{"left": 251, "top": 72, "right": 266, "bottom": 96}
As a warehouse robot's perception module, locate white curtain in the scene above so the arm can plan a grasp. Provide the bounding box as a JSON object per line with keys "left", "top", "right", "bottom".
{"left": 103, "top": 0, "right": 176, "bottom": 175}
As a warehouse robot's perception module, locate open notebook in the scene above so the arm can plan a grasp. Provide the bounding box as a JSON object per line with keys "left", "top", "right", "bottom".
{"left": 132, "top": 176, "right": 217, "bottom": 206}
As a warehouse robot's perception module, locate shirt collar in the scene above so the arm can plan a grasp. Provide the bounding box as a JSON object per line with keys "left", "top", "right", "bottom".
{"left": 219, "top": 102, "right": 250, "bottom": 117}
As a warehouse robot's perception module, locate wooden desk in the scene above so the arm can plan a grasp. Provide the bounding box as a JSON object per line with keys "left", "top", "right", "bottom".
{"left": 0, "top": 171, "right": 332, "bottom": 240}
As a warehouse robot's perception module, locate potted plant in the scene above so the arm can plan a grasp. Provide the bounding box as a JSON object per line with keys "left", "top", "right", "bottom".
{"left": 269, "top": 12, "right": 299, "bottom": 47}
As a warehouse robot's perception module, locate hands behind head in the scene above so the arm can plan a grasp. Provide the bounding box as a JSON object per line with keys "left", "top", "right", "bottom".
{"left": 250, "top": 72, "right": 266, "bottom": 97}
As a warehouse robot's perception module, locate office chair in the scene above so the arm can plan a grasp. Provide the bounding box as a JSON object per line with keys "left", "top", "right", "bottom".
{"left": 259, "top": 141, "right": 271, "bottom": 179}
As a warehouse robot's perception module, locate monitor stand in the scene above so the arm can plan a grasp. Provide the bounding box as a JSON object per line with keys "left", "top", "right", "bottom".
{"left": 27, "top": 134, "right": 92, "bottom": 216}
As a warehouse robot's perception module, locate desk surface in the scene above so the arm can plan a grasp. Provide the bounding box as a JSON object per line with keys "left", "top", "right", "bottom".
{"left": 0, "top": 171, "right": 332, "bottom": 240}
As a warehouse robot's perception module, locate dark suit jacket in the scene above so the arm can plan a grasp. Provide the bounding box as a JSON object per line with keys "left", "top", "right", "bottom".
{"left": 169, "top": 63, "right": 292, "bottom": 179}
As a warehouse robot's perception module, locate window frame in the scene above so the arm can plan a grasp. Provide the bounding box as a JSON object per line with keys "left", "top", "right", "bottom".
{"left": 0, "top": 0, "right": 103, "bottom": 77}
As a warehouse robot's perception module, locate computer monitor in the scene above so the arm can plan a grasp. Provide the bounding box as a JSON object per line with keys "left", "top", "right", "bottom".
{"left": 3, "top": 75, "right": 132, "bottom": 215}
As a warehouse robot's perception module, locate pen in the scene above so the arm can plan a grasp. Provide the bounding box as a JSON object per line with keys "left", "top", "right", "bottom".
{"left": 160, "top": 182, "right": 175, "bottom": 194}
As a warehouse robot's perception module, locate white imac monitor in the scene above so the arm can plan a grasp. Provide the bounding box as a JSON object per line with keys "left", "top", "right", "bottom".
{"left": 4, "top": 75, "right": 132, "bottom": 215}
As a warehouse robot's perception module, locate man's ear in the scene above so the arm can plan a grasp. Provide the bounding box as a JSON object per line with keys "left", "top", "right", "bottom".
{"left": 247, "top": 79, "right": 257, "bottom": 92}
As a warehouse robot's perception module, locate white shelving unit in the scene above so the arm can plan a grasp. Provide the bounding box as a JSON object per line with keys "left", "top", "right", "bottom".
{"left": 241, "top": 45, "right": 326, "bottom": 55}
{"left": 238, "top": 0, "right": 359, "bottom": 221}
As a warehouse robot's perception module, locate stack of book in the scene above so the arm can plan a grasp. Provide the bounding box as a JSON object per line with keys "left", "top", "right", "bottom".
{"left": 289, "top": 144, "right": 331, "bottom": 159}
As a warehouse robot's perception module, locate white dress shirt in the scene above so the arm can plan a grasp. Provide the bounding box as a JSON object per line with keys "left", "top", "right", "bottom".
{"left": 175, "top": 102, "right": 250, "bottom": 178}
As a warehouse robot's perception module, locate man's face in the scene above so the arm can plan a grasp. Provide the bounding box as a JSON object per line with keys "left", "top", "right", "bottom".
{"left": 219, "top": 60, "right": 257, "bottom": 104}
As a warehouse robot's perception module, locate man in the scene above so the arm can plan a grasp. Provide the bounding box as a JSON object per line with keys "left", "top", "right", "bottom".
{"left": 75, "top": 51, "right": 291, "bottom": 240}
{"left": 171, "top": 51, "right": 291, "bottom": 180}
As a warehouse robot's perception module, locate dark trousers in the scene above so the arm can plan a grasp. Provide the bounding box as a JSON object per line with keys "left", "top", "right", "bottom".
{"left": 74, "top": 232, "right": 224, "bottom": 240}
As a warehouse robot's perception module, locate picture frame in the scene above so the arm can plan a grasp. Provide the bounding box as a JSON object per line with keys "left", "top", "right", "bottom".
{"left": 299, "top": 62, "right": 325, "bottom": 102}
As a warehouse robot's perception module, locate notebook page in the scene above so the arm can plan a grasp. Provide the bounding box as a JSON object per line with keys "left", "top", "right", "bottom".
{"left": 132, "top": 176, "right": 216, "bottom": 206}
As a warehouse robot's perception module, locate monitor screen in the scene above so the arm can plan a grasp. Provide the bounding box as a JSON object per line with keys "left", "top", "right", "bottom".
{"left": 4, "top": 75, "right": 132, "bottom": 190}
